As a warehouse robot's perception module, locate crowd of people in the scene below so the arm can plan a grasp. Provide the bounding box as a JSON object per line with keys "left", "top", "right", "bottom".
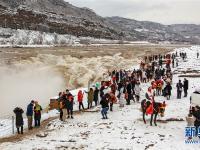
{"left": 12, "top": 50, "right": 200, "bottom": 139}
{"left": 55, "top": 51, "right": 189, "bottom": 120}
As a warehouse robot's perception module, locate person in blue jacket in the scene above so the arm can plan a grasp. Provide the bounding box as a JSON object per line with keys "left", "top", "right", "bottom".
{"left": 26, "top": 100, "right": 35, "bottom": 130}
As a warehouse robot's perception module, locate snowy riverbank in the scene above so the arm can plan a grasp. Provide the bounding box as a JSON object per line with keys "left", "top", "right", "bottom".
{"left": 0, "top": 46, "right": 200, "bottom": 149}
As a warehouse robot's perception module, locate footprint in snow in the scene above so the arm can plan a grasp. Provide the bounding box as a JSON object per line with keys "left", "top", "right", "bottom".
{"left": 158, "top": 134, "right": 165, "bottom": 138}
{"left": 144, "top": 132, "right": 150, "bottom": 135}
{"left": 144, "top": 144, "right": 155, "bottom": 150}
{"left": 160, "top": 138, "right": 164, "bottom": 141}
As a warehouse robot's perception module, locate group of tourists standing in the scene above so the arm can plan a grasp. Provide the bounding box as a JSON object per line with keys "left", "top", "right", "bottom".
{"left": 12, "top": 50, "right": 183, "bottom": 133}
{"left": 13, "top": 100, "right": 42, "bottom": 134}
{"left": 13, "top": 49, "right": 200, "bottom": 138}
{"left": 97, "top": 51, "right": 187, "bottom": 119}
{"left": 58, "top": 89, "right": 74, "bottom": 121}
{"left": 176, "top": 78, "right": 189, "bottom": 99}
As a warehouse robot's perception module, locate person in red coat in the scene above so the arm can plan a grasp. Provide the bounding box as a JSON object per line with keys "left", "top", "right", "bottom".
{"left": 109, "top": 92, "right": 117, "bottom": 111}
{"left": 112, "top": 75, "right": 116, "bottom": 84}
{"left": 77, "top": 90, "right": 85, "bottom": 111}
{"left": 166, "top": 59, "right": 171, "bottom": 69}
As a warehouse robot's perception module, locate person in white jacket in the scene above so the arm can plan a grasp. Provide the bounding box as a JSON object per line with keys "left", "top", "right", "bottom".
{"left": 119, "top": 87, "right": 125, "bottom": 107}
{"left": 142, "top": 70, "right": 147, "bottom": 83}
{"left": 134, "top": 80, "right": 141, "bottom": 102}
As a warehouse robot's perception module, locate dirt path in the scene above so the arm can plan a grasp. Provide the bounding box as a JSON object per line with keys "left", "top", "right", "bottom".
{"left": 0, "top": 116, "right": 57, "bottom": 144}
{"left": 0, "top": 109, "right": 99, "bottom": 144}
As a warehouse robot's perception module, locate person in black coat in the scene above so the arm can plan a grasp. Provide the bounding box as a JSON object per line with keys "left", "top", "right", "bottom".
{"left": 66, "top": 89, "right": 74, "bottom": 119}
{"left": 116, "top": 71, "right": 119, "bottom": 83}
{"left": 94, "top": 87, "right": 99, "bottom": 106}
{"left": 172, "top": 59, "right": 175, "bottom": 68}
{"left": 100, "top": 85, "right": 105, "bottom": 99}
{"left": 159, "top": 58, "right": 163, "bottom": 67}
{"left": 176, "top": 80, "right": 183, "bottom": 99}
{"left": 119, "top": 70, "right": 124, "bottom": 81}
{"left": 131, "top": 80, "right": 136, "bottom": 95}
{"left": 165, "top": 82, "right": 172, "bottom": 100}
{"left": 100, "top": 95, "right": 109, "bottom": 119}
{"left": 161, "top": 68, "right": 165, "bottom": 77}
{"left": 183, "top": 78, "right": 189, "bottom": 97}
{"left": 117, "top": 81, "right": 123, "bottom": 99}
{"left": 146, "top": 68, "right": 151, "bottom": 81}
{"left": 13, "top": 107, "right": 24, "bottom": 134}
{"left": 126, "top": 82, "right": 133, "bottom": 105}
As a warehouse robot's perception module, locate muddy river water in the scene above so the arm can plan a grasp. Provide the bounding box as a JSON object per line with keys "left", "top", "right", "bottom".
{"left": 0, "top": 44, "right": 184, "bottom": 117}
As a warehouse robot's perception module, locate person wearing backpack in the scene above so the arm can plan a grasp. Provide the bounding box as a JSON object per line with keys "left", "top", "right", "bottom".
{"left": 66, "top": 89, "right": 74, "bottom": 119}
{"left": 34, "top": 101, "right": 42, "bottom": 127}
{"left": 62, "top": 92, "right": 68, "bottom": 121}
{"left": 26, "top": 100, "right": 34, "bottom": 130}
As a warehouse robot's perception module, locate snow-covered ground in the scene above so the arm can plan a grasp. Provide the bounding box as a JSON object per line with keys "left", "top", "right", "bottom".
{"left": 1, "top": 46, "right": 200, "bottom": 149}
{"left": 0, "top": 87, "right": 89, "bottom": 138}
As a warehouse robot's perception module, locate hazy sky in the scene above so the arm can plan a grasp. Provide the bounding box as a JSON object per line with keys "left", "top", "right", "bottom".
{"left": 66, "top": 0, "right": 200, "bottom": 25}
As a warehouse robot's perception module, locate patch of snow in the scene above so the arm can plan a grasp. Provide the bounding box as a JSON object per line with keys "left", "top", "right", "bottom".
{"left": 135, "top": 28, "right": 149, "bottom": 32}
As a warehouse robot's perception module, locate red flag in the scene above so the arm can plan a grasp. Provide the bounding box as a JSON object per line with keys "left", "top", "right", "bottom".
{"left": 146, "top": 103, "right": 153, "bottom": 115}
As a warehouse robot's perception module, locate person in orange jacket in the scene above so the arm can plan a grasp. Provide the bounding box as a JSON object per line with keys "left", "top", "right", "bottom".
{"left": 58, "top": 92, "right": 64, "bottom": 121}
{"left": 77, "top": 90, "right": 85, "bottom": 111}
{"left": 109, "top": 92, "right": 117, "bottom": 111}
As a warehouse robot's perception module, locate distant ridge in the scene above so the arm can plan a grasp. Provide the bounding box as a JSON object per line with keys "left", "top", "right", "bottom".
{"left": 0, "top": 0, "right": 199, "bottom": 44}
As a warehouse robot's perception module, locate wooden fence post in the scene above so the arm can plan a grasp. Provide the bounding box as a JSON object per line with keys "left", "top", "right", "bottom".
{"left": 12, "top": 116, "right": 14, "bottom": 134}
